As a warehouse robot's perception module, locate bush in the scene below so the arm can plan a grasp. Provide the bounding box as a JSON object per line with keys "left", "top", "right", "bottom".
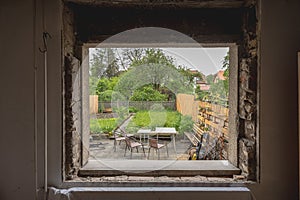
{"left": 165, "top": 111, "right": 182, "bottom": 130}
{"left": 178, "top": 115, "right": 194, "bottom": 134}
{"left": 98, "top": 90, "right": 113, "bottom": 101}
{"left": 128, "top": 107, "right": 139, "bottom": 113}
{"left": 90, "top": 118, "right": 117, "bottom": 134}
{"left": 130, "top": 85, "right": 168, "bottom": 101}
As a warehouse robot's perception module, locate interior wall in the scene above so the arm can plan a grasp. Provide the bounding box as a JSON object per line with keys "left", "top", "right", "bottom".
{"left": 0, "top": 0, "right": 299, "bottom": 200}
{"left": 0, "top": 1, "right": 36, "bottom": 199}
{"left": 249, "top": 0, "right": 300, "bottom": 199}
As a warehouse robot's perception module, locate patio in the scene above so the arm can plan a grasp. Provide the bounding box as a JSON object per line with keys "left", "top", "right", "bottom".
{"left": 89, "top": 136, "right": 191, "bottom": 161}
{"left": 84, "top": 137, "right": 240, "bottom": 177}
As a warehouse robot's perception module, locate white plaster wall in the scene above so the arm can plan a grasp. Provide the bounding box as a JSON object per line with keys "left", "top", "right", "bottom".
{"left": 0, "top": 0, "right": 299, "bottom": 199}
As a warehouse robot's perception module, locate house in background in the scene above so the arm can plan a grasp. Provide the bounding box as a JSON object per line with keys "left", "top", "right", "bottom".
{"left": 196, "top": 79, "right": 211, "bottom": 91}
{"left": 213, "top": 70, "right": 226, "bottom": 83}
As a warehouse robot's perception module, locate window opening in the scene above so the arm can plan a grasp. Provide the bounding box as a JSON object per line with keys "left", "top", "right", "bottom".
{"left": 88, "top": 47, "right": 231, "bottom": 162}
{"left": 63, "top": 2, "right": 258, "bottom": 181}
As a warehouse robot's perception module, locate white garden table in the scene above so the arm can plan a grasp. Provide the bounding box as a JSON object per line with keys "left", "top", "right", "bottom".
{"left": 137, "top": 127, "right": 177, "bottom": 153}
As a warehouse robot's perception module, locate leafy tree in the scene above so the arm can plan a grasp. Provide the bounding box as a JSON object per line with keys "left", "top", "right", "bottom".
{"left": 114, "top": 62, "right": 193, "bottom": 101}
{"left": 222, "top": 51, "right": 229, "bottom": 94}
{"left": 195, "top": 85, "right": 210, "bottom": 101}
{"left": 199, "top": 51, "right": 229, "bottom": 106}
{"left": 95, "top": 76, "right": 120, "bottom": 100}
{"left": 209, "top": 80, "right": 228, "bottom": 104}
{"left": 98, "top": 90, "right": 114, "bottom": 101}
{"left": 89, "top": 76, "right": 98, "bottom": 95}
{"left": 130, "top": 48, "right": 176, "bottom": 91}
{"left": 206, "top": 74, "right": 215, "bottom": 85}
{"left": 177, "top": 65, "right": 204, "bottom": 84}
{"left": 96, "top": 78, "right": 110, "bottom": 94}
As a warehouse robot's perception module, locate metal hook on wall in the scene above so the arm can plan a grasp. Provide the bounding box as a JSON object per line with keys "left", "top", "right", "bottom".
{"left": 39, "top": 32, "right": 52, "bottom": 53}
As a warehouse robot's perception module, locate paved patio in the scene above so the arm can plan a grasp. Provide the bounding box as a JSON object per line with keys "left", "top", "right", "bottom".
{"left": 85, "top": 136, "right": 240, "bottom": 177}
{"left": 89, "top": 136, "right": 192, "bottom": 161}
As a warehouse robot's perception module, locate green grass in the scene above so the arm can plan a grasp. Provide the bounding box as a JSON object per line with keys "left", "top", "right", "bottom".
{"left": 126, "top": 110, "right": 182, "bottom": 134}
{"left": 90, "top": 118, "right": 117, "bottom": 134}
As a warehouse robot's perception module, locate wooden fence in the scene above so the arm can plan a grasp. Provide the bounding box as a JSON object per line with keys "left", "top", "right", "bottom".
{"left": 89, "top": 95, "right": 98, "bottom": 114}
{"left": 176, "top": 93, "right": 199, "bottom": 122}
{"left": 197, "top": 100, "right": 229, "bottom": 159}
{"left": 199, "top": 101, "right": 229, "bottom": 117}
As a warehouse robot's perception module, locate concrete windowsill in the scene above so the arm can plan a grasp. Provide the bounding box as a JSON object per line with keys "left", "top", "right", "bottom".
{"left": 48, "top": 187, "right": 252, "bottom": 200}
{"left": 79, "top": 160, "right": 240, "bottom": 177}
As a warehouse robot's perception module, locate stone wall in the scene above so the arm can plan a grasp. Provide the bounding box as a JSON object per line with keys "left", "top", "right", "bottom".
{"left": 64, "top": 55, "right": 82, "bottom": 180}
{"left": 238, "top": 6, "right": 258, "bottom": 180}
{"left": 63, "top": 6, "right": 83, "bottom": 180}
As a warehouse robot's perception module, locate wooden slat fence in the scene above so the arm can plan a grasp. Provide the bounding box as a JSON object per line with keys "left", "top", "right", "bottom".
{"left": 176, "top": 93, "right": 199, "bottom": 122}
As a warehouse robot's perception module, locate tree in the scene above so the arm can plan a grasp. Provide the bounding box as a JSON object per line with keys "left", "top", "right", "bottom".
{"left": 89, "top": 76, "right": 98, "bottom": 95}
{"left": 222, "top": 51, "right": 229, "bottom": 95}
{"left": 116, "top": 48, "right": 146, "bottom": 70}
{"left": 197, "top": 51, "right": 229, "bottom": 105}
{"left": 95, "top": 76, "right": 120, "bottom": 99}
{"left": 90, "top": 48, "right": 119, "bottom": 79}
{"left": 130, "top": 85, "right": 167, "bottom": 101}
{"left": 195, "top": 85, "right": 210, "bottom": 101}
{"left": 98, "top": 90, "right": 114, "bottom": 101}
{"left": 177, "top": 65, "right": 204, "bottom": 84}
{"left": 209, "top": 80, "right": 228, "bottom": 105}
{"left": 114, "top": 48, "right": 194, "bottom": 101}
{"left": 206, "top": 74, "right": 215, "bottom": 85}
{"left": 130, "top": 48, "right": 176, "bottom": 91}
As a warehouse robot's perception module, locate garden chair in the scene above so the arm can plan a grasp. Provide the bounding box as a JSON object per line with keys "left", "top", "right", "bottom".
{"left": 124, "top": 137, "right": 145, "bottom": 159}
{"left": 113, "top": 127, "right": 134, "bottom": 152}
{"left": 147, "top": 138, "right": 168, "bottom": 160}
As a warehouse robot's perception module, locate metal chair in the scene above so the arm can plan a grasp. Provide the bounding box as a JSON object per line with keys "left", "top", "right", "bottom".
{"left": 147, "top": 138, "right": 168, "bottom": 160}
{"left": 124, "top": 137, "right": 145, "bottom": 159}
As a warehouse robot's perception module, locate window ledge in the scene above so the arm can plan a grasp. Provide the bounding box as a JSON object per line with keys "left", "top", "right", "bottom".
{"left": 79, "top": 160, "right": 240, "bottom": 177}
{"left": 48, "top": 186, "right": 251, "bottom": 200}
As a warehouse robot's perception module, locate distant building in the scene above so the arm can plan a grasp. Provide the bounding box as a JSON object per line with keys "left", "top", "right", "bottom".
{"left": 213, "top": 70, "right": 225, "bottom": 83}
{"left": 196, "top": 80, "right": 210, "bottom": 91}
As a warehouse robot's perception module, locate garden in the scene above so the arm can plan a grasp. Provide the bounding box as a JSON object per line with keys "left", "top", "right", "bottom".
{"left": 88, "top": 47, "right": 230, "bottom": 160}
{"left": 89, "top": 109, "right": 194, "bottom": 138}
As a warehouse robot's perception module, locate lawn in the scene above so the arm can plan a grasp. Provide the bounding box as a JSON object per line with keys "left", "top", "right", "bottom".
{"left": 90, "top": 111, "right": 194, "bottom": 136}
{"left": 125, "top": 110, "right": 182, "bottom": 134}
{"left": 90, "top": 118, "right": 117, "bottom": 134}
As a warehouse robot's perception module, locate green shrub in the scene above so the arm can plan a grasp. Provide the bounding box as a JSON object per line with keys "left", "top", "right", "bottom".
{"left": 165, "top": 111, "right": 182, "bottom": 130}
{"left": 130, "top": 85, "right": 168, "bottom": 101}
{"left": 128, "top": 107, "right": 139, "bottom": 113}
{"left": 90, "top": 118, "right": 117, "bottom": 134}
{"left": 178, "top": 115, "right": 194, "bottom": 134}
{"left": 98, "top": 90, "right": 113, "bottom": 101}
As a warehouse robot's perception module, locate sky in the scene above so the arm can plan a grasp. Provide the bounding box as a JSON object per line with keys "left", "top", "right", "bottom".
{"left": 89, "top": 47, "right": 229, "bottom": 76}
{"left": 162, "top": 48, "right": 229, "bottom": 75}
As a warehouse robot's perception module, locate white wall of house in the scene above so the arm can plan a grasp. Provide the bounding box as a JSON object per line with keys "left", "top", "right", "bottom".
{"left": 0, "top": 0, "right": 299, "bottom": 199}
